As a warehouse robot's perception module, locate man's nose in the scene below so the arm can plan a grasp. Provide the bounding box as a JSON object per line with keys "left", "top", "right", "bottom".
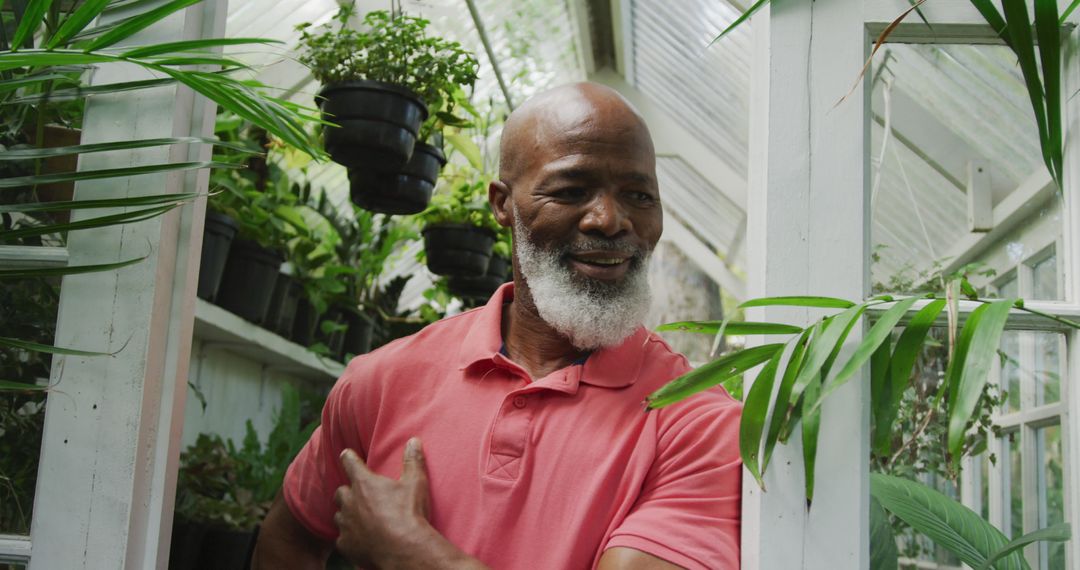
{"left": 579, "top": 192, "right": 631, "bottom": 237}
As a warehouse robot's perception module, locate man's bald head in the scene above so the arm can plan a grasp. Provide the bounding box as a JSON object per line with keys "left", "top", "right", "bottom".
{"left": 498, "top": 82, "right": 654, "bottom": 186}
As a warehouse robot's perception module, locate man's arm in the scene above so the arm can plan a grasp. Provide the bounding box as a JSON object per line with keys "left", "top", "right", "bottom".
{"left": 250, "top": 493, "right": 334, "bottom": 570}
{"left": 598, "top": 547, "right": 686, "bottom": 569}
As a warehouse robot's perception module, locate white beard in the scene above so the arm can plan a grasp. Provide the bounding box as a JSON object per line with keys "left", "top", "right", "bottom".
{"left": 512, "top": 210, "right": 652, "bottom": 350}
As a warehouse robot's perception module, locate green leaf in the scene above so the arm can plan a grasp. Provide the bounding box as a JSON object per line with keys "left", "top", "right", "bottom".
{"left": 1062, "top": 0, "right": 1080, "bottom": 23}
{"left": 801, "top": 375, "right": 822, "bottom": 506}
{"left": 12, "top": 0, "right": 54, "bottom": 50}
{"left": 947, "top": 300, "right": 1014, "bottom": 461}
{"left": 709, "top": 0, "right": 770, "bottom": 44}
{"left": 968, "top": 0, "right": 1011, "bottom": 43}
{"left": 0, "top": 49, "right": 119, "bottom": 71}
{"left": 0, "top": 204, "right": 179, "bottom": 241}
{"left": 762, "top": 327, "right": 812, "bottom": 473}
{"left": 47, "top": 0, "right": 110, "bottom": 49}
{"left": 817, "top": 296, "right": 921, "bottom": 408}
{"left": 739, "top": 347, "right": 783, "bottom": 487}
{"left": 0, "top": 192, "right": 198, "bottom": 213}
{"left": 869, "top": 338, "right": 894, "bottom": 454}
{"left": 871, "top": 473, "right": 1025, "bottom": 569}
{"left": 0, "top": 256, "right": 146, "bottom": 279}
{"left": 120, "top": 37, "right": 280, "bottom": 59}
{"left": 84, "top": 0, "right": 203, "bottom": 51}
{"left": 1034, "top": 0, "right": 1063, "bottom": 187}
{"left": 739, "top": 296, "right": 856, "bottom": 309}
{"left": 0, "top": 381, "right": 47, "bottom": 392}
{"left": 0, "top": 137, "right": 252, "bottom": 160}
{"left": 0, "top": 160, "right": 236, "bottom": 188}
{"left": 870, "top": 496, "right": 898, "bottom": 570}
{"left": 0, "top": 336, "right": 113, "bottom": 356}
{"left": 1, "top": 76, "right": 177, "bottom": 102}
{"left": 788, "top": 304, "right": 866, "bottom": 408}
{"left": 876, "top": 299, "right": 945, "bottom": 453}
{"left": 646, "top": 343, "right": 784, "bottom": 409}
{"left": 1001, "top": 0, "right": 1054, "bottom": 186}
{"left": 445, "top": 132, "right": 483, "bottom": 170}
{"left": 976, "top": 523, "right": 1070, "bottom": 570}
{"left": 656, "top": 320, "right": 804, "bottom": 336}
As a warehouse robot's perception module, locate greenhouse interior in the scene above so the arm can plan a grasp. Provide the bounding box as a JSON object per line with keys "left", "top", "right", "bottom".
{"left": 1, "top": 0, "right": 1079, "bottom": 568}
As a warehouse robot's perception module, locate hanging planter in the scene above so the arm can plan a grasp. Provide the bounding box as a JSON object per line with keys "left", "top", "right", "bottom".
{"left": 422, "top": 223, "right": 495, "bottom": 277}
{"left": 215, "top": 239, "right": 283, "bottom": 324}
{"left": 262, "top": 273, "right": 302, "bottom": 338}
{"left": 340, "top": 310, "right": 375, "bottom": 360}
{"left": 317, "top": 80, "right": 428, "bottom": 171}
{"left": 349, "top": 142, "right": 446, "bottom": 214}
{"left": 448, "top": 254, "right": 511, "bottom": 300}
{"left": 196, "top": 211, "right": 239, "bottom": 302}
{"left": 290, "top": 297, "right": 320, "bottom": 347}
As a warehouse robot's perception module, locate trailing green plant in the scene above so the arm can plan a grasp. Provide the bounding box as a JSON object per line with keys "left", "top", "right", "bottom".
{"left": 295, "top": 4, "right": 479, "bottom": 141}
{"left": 415, "top": 173, "right": 501, "bottom": 233}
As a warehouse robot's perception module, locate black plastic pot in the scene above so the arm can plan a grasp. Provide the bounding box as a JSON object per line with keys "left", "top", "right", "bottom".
{"left": 341, "top": 311, "right": 374, "bottom": 360}
{"left": 349, "top": 142, "right": 446, "bottom": 214}
{"left": 215, "top": 239, "right": 282, "bottom": 324}
{"left": 422, "top": 223, "right": 496, "bottom": 277}
{"left": 197, "top": 211, "right": 239, "bottom": 302}
{"left": 318, "top": 80, "right": 428, "bottom": 170}
{"left": 263, "top": 274, "right": 302, "bottom": 337}
{"left": 168, "top": 519, "right": 206, "bottom": 570}
{"left": 448, "top": 255, "right": 511, "bottom": 300}
{"left": 196, "top": 527, "right": 256, "bottom": 570}
{"left": 291, "top": 297, "right": 319, "bottom": 347}
{"left": 318, "top": 307, "right": 347, "bottom": 358}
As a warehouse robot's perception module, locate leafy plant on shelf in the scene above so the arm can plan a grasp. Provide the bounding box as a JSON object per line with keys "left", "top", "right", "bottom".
{"left": 648, "top": 269, "right": 1075, "bottom": 568}
{"left": 0, "top": 0, "right": 322, "bottom": 393}
{"left": 295, "top": 4, "right": 479, "bottom": 142}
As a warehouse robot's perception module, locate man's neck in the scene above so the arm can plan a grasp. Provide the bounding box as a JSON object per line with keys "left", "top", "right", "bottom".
{"left": 500, "top": 295, "right": 589, "bottom": 381}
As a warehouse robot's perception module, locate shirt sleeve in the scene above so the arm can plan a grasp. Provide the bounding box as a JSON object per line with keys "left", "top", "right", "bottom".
{"left": 282, "top": 372, "right": 361, "bottom": 542}
{"left": 604, "top": 391, "right": 742, "bottom": 569}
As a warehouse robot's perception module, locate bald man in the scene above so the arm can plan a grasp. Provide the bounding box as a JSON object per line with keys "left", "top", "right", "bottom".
{"left": 251, "top": 83, "right": 742, "bottom": 569}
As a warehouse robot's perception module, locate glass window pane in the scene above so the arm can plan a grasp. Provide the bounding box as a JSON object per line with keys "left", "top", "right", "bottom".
{"left": 1033, "top": 332, "right": 1062, "bottom": 407}
{"left": 1030, "top": 252, "right": 1060, "bottom": 301}
{"left": 998, "top": 273, "right": 1018, "bottom": 299}
{"left": 0, "top": 562, "right": 28, "bottom": 570}
{"left": 1000, "top": 331, "right": 1022, "bottom": 412}
{"left": 1036, "top": 425, "right": 1065, "bottom": 570}
{"left": 1002, "top": 432, "right": 1023, "bottom": 539}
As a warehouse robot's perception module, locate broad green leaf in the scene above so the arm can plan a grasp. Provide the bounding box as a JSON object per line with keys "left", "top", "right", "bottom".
{"left": 445, "top": 132, "right": 483, "bottom": 170}
{"left": 870, "top": 496, "right": 899, "bottom": 570}
{"left": 1001, "top": 0, "right": 1053, "bottom": 186}
{"left": 657, "top": 320, "right": 804, "bottom": 336}
{"left": 968, "top": 0, "right": 1011, "bottom": 43}
{"left": 976, "top": 523, "right": 1070, "bottom": 570}
{"left": 0, "top": 137, "right": 252, "bottom": 160}
{"left": 0, "top": 255, "right": 145, "bottom": 278}
{"left": 739, "top": 296, "right": 856, "bottom": 309}
{"left": 947, "top": 300, "right": 1014, "bottom": 460}
{"left": 47, "top": 0, "right": 111, "bottom": 49}
{"left": 0, "top": 381, "right": 47, "bottom": 392}
{"left": 1034, "top": 0, "right": 1063, "bottom": 187}
{"left": 762, "top": 327, "right": 812, "bottom": 473}
{"left": 788, "top": 305, "right": 866, "bottom": 408}
{"left": 816, "top": 296, "right": 921, "bottom": 408}
{"left": 871, "top": 473, "right": 1025, "bottom": 569}
{"left": 120, "top": 37, "right": 280, "bottom": 59}
{"left": 1062, "top": 0, "right": 1080, "bottom": 23}
{"left": 646, "top": 343, "right": 784, "bottom": 409}
{"left": 801, "top": 375, "right": 822, "bottom": 505}
{"left": 0, "top": 204, "right": 178, "bottom": 241}
{"left": 876, "top": 299, "right": 946, "bottom": 453}
{"left": 739, "top": 347, "right": 783, "bottom": 487}
{"left": 0, "top": 50, "right": 118, "bottom": 71}
{"left": 12, "top": 0, "right": 54, "bottom": 50}
{"left": 869, "top": 340, "right": 894, "bottom": 454}
{"left": 84, "top": 0, "right": 203, "bottom": 51}
{"left": 0, "top": 336, "right": 113, "bottom": 356}
{"left": 0, "top": 160, "right": 236, "bottom": 188}
{"left": 0, "top": 192, "right": 198, "bottom": 213}
{"left": 710, "top": 0, "right": 769, "bottom": 44}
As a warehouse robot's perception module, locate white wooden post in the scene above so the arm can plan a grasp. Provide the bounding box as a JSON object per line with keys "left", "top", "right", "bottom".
{"left": 742, "top": 0, "right": 870, "bottom": 565}
{"left": 1061, "top": 18, "right": 1080, "bottom": 570}
{"left": 29, "top": 1, "right": 224, "bottom": 568}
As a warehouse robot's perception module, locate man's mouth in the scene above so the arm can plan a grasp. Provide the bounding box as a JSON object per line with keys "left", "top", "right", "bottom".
{"left": 566, "top": 252, "right": 635, "bottom": 280}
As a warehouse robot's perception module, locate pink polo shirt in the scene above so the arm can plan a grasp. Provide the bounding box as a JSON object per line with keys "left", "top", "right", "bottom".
{"left": 283, "top": 283, "right": 741, "bottom": 569}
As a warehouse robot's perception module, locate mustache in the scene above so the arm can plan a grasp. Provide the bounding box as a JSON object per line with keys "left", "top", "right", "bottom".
{"left": 561, "top": 237, "right": 644, "bottom": 257}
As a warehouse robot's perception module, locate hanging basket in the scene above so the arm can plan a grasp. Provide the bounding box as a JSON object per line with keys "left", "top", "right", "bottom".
{"left": 422, "top": 223, "right": 496, "bottom": 277}
{"left": 349, "top": 142, "right": 446, "bottom": 214}
{"left": 448, "top": 255, "right": 511, "bottom": 300}
{"left": 215, "top": 239, "right": 282, "bottom": 324}
{"left": 317, "top": 80, "right": 428, "bottom": 170}
{"left": 196, "top": 211, "right": 239, "bottom": 303}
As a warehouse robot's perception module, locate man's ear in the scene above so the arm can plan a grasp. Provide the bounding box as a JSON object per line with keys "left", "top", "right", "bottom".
{"left": 488, "top": 180, "right": 513, "bottom": 228}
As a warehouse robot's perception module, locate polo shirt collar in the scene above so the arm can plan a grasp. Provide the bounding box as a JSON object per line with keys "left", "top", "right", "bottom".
{"left": 457, "top": 282, "right": 647, "bottom": 389}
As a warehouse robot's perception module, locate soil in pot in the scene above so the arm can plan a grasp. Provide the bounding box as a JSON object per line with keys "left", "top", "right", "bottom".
{"left": 340, "top": 311, "right": 375, "bottom": 360}
{"left": 349, "top": 142, "right": 446, "bottom": 215}
{"left": 422, "top": 223, "right": 496, "bottom": 277}
{"left": 215, "top": 239, "right": 282, "bottom": 324}
{"left": 448, "top": 255, "right": 511, "bottom": 300}
{"left": 196, "top": 526, "right": 257, "bottom": 570}
{"left": 197, "top": 211, "right": 239, "bottom": 302}
{"left": 263, "top": 274, "right": 302, "bottom": 338}
{"left": 318, "top": 80, "right": 428, "bottom": 171}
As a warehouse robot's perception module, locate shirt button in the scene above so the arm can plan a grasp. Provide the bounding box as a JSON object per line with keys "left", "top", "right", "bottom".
{"left": 513, "top": 395, "right": 527, "bottom": 408}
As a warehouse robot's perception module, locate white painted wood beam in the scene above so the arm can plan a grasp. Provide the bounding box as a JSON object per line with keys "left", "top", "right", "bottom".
{"left": 661, "top": 212, "right": 747, "bottom": 301}
{"left": 742, "top": 0, "right": 869, "bottom": 566}
{"left": 609, "top": 0, "right": 634, "bottom": 84}
{"left": 590, "top": 68, "right": 749, "bottom": 213}
{"left": 567, "top": 0, "right": 597, "bottom": 75}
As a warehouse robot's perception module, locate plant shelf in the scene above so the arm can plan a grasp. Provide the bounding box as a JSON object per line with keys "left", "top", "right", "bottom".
{"left": 193, "top": 298, "right": 345, "bottom": 382}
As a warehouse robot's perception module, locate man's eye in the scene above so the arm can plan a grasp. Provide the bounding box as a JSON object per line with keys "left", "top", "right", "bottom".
{"left": 555, "top": 187, "right": 587, "bottom": 200}
{"left": 631, "top": 191, "right": 655, "bottom": 203}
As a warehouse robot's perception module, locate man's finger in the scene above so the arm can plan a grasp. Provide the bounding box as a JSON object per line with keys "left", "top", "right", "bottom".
{"left": 340, "top": 448, "right": 372, "bottom": 482}
{"left": 401, "top": 437, "right": 428, "bottom": 483}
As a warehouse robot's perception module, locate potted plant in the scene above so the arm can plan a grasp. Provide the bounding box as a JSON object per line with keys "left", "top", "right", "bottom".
{"left": 447, "top": 227, "right": 512, "bottom": 300}
{"left": 415, "top": 171, "right": 500, "bottom": 277}
{"left": 296, "top": 5, "right": 479, "bottom": 178}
